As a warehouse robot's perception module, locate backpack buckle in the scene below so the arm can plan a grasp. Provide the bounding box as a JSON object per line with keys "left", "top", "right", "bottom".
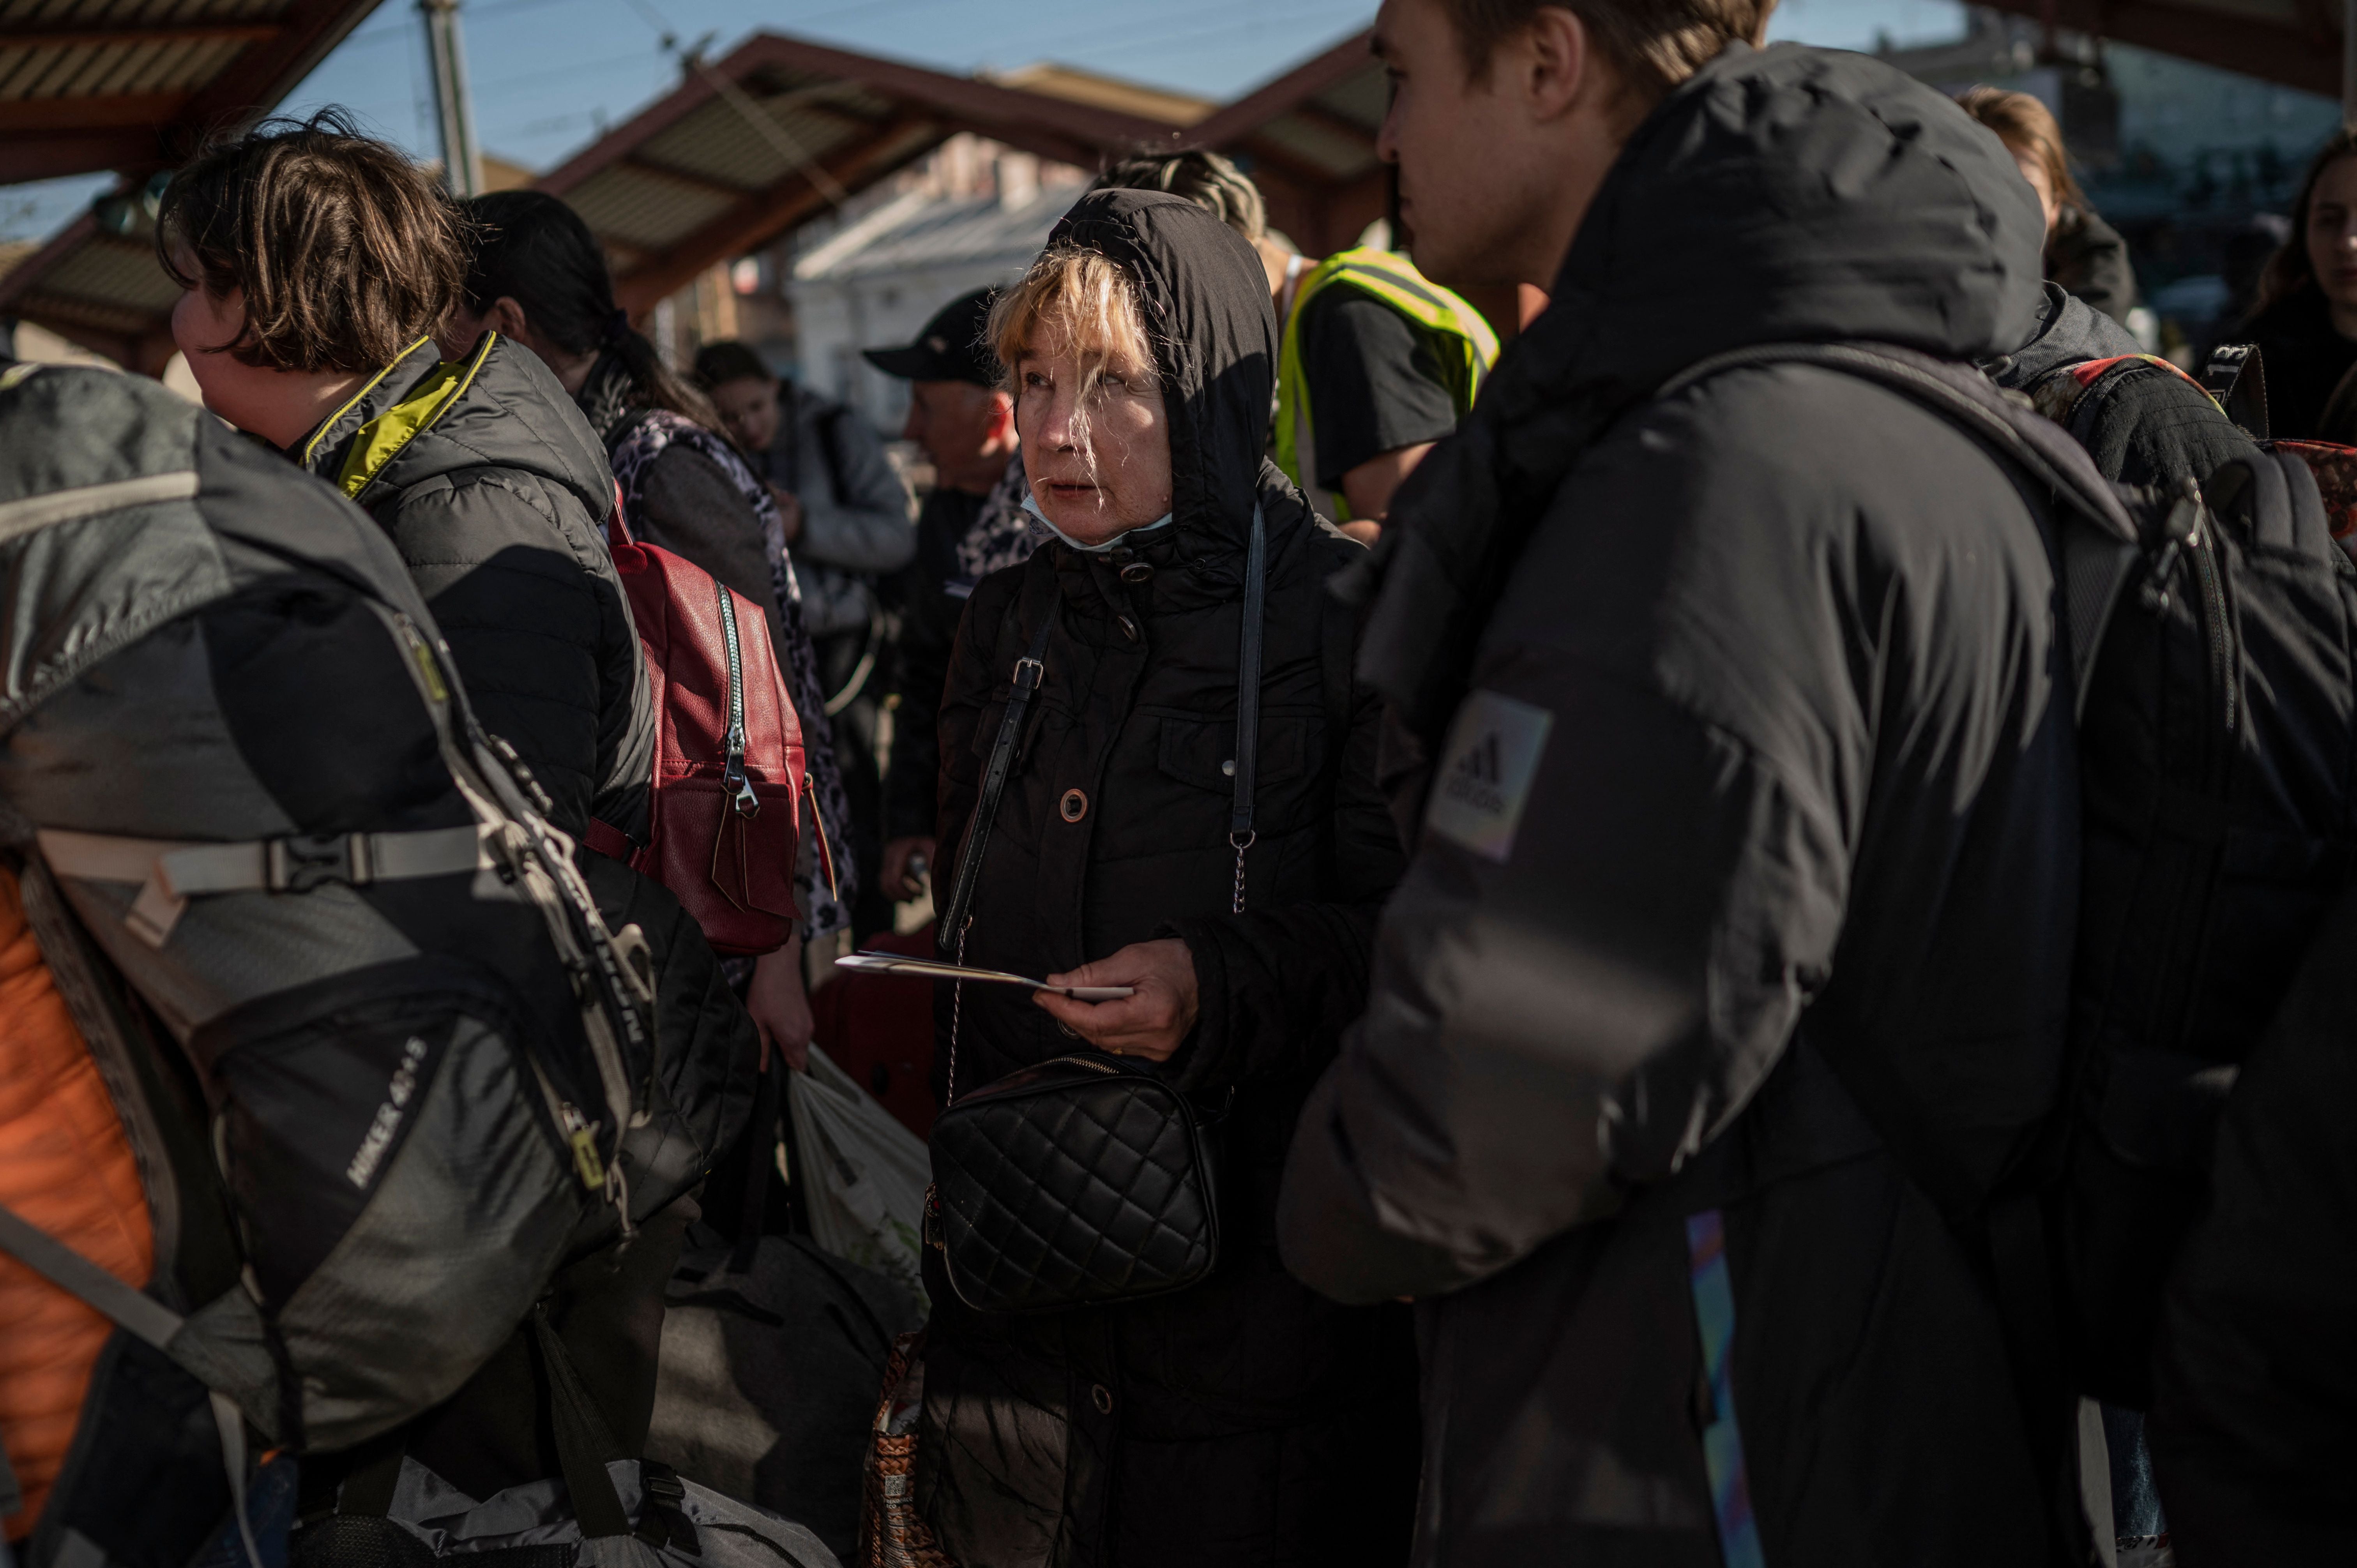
{"left": 267, "top": 833, "right": 364, "bottom": 893}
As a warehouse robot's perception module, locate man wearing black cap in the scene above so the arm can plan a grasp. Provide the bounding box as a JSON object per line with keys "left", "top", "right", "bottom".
{"left": 866, "top": 287, "right": 1032, "bottom": 905}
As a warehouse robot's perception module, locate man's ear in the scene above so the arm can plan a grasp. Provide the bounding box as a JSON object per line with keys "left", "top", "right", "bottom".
{"left": 1521, "top": 4, "right": 1599, "bottom": 124}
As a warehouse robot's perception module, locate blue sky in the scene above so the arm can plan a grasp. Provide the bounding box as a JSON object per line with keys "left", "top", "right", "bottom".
{"left": 1, "top": 0, "right": 1969, "bottom": 241}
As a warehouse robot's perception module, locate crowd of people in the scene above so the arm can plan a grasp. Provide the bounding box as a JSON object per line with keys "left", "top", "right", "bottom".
{"left": 5, "top": 0, "right": 2357, "bottom": 1564}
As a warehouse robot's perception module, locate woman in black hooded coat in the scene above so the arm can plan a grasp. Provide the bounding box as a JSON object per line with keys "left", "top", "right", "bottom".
{"left": 913, "top": 191, "right": 1416, "bottom": 1566}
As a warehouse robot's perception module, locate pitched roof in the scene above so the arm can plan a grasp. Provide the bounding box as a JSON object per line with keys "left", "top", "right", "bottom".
{"left": 534, "top": 32, "right": 1190, "bottom": 314}
{"left": 0, "top": 0, "right": 387, "bottom": 184}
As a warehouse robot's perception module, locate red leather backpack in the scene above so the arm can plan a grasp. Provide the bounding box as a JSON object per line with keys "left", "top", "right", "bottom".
{"left": 586, "top": 507, "right": 814, "bottom": 955}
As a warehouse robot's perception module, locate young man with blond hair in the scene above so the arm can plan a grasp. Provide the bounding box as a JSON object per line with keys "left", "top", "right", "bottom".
{"left": 1279, "top": 0, "right": 2088, "bottom": 1562}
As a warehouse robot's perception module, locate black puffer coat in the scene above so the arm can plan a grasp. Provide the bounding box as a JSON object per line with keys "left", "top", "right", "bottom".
{"left": 298, "top": 332, "right": 653, "bottom": 840}
{"left": 1281, "top": 44, "right": 2087, "bottom": 1567}
{"left": 915, "top": 191, "right": 1415, "bottom": 1568}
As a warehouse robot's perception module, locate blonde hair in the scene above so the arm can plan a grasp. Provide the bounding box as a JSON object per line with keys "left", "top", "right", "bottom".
{"left": 1958, "top": 87, "right": 2087, "bottom": 217}
{"left": 988, "top": 243, "right": 1158, "bottom": 475}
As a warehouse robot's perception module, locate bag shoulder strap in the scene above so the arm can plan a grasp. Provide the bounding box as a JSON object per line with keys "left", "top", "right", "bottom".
{"left": 1658, "top": 341, "right": 2145, "bottom": 717}
{"left": 936, "top": 580, "right": 1058, "bottom": 950}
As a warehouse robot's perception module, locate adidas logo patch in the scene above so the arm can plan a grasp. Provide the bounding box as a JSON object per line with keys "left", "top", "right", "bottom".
{"left": 1426, "top": 690, "right": 1553, "bottom": 863}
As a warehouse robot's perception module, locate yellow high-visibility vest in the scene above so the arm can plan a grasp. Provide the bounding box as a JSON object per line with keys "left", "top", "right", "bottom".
{"left": 1273, "top": 247, "right": 1498, "bottom": 523}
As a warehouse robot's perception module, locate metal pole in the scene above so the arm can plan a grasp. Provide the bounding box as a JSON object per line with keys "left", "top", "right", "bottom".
{"left": 2345, "top": 0, "right": 2357, "bottom": 132}
{"left": 421, "top": 0, "right": 484, "bottom": 198}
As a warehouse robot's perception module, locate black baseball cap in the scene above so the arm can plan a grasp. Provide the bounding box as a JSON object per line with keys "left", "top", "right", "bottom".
{"left": 862, "top": 287, "right": 1000, "bottom": 387}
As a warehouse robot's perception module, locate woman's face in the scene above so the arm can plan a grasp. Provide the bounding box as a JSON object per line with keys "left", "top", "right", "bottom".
{"left": 1015, "top": 316, "right": 1172, "bottom": 547}
{"left": 2308, "top": 154, "right": 2357, "bottom": 321}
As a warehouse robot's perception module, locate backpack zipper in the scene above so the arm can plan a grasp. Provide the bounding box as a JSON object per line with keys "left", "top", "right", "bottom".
{"left": 715, "top": 579, "right": 759, "bottom": 818}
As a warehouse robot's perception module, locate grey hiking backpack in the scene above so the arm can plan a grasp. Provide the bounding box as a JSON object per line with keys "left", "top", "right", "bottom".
{"left": 0, "top": 365, "right": 726, "bottom": 1564}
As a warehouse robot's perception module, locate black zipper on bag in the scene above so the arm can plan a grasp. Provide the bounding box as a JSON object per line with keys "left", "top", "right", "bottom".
{"left": 716, "top": 578, "right": 758, "bottom": 818}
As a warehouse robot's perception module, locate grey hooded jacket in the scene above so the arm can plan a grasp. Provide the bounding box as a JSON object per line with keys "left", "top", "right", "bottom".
{"left": 1279, "top": 44, "right": 2085, "bottom": 1566}
{"left": 748, "top": 381, "right": 915, "bottom": 641}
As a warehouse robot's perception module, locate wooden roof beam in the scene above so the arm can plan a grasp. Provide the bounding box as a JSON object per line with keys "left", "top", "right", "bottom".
{"left": 0, "top": 91, "right": 191, "bottom": 132}
{"left": 0, "top": 129, "right": 162, "bottom": 184}
{"left": 0, "top": 20, "right": 281, "bottom": 49}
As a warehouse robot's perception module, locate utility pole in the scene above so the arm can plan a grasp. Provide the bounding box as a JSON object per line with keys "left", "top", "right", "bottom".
{"left": 421, "top": 0, "right": 484, "bottom": 198}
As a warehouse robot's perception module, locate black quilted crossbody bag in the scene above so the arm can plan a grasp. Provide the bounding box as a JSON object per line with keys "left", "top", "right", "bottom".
{"left": 925, "top": 508, "right": 1267, "bottom": 1315}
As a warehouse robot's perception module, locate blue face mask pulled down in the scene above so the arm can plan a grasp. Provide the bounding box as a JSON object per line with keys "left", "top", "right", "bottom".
{"left": 1023, "top": 493, "right": 1173, "bottom": 554}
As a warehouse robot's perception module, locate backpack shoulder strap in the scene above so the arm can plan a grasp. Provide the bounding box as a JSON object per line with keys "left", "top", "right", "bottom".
{"left": 1659, "top": 341, "right": 2145, "bottom": 717}
{"left": 2203, "top": 343, "right": 2272, "bottom": 439}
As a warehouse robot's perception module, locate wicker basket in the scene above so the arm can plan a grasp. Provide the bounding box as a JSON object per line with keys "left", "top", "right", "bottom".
{"left": 862, "top": 1331, "right": 959, "bottom": 1568}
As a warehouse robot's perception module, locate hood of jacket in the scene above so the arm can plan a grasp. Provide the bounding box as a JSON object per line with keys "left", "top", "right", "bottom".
{"left": 1994, "top": 281, "right": 2142, "bottom": 391}
{"left": 1355, "top": 41, "right": 2047, "bottom": 749}
{"left": 297, "top": 332, "right": 616, "bottom": 522}
{"left": 1040, "top": 189, "right": 1307, "bottom": 561}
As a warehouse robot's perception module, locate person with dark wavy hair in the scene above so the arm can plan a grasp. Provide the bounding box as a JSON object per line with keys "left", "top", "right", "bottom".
{"left": 158, "top": 110, "right": 653, "bottom": 854}
{"left": 2239, "top": 129, "right": 2357, "bottom": 440}
{"left": 446, "top": 187, "right": 856, "bottom": 1063}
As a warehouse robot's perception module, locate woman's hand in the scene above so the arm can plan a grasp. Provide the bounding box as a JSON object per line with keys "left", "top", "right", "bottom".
{"left": 1032, "top": 938, "right": 1199, "bottom": 1062}
{"left": 746, "top": 936, "right": 814, "bottom": 1072}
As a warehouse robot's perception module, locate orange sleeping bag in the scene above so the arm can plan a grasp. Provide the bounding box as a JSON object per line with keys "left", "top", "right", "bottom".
{"left": 0, "top": 865, "right": 152, "bottom": 1539}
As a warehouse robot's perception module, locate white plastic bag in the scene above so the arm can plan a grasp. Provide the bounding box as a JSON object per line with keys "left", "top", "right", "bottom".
{"left": 788, "top": 1045, "right": 930, "bottom": 1308}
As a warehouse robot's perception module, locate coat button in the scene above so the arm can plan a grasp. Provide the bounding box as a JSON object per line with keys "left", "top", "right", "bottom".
{"left": 1117, "top": 614, "right": 1141, "bottom": 642}
{"left": 1119, "top": 561, "right": 1154, "bottom": 584}
{"left": 1091, "top": 1383, "right": 1114, "bottom": 1414}
{"left": 1221, "top": 759, "right": 1235, "bottom": 777}
{"left": 1060, "top": 788, "right": 1088, "bottom": 822}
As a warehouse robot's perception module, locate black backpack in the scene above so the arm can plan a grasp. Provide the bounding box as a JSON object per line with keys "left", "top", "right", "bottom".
{"left": 1663, "top": 343, "right": 2357, "bottom": 1413}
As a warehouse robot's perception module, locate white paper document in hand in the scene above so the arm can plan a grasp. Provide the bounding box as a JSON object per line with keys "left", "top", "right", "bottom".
{"left": 834, "top": 950, "right": 1135, "bottom": 1001}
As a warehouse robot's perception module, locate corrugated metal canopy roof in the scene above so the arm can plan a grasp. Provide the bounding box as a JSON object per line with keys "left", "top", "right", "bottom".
{"left": 0, "top": 0, "right": 386, "bottom": 183}
{"left": 538, "top": 32, "right": 1191, "bottom": 315}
